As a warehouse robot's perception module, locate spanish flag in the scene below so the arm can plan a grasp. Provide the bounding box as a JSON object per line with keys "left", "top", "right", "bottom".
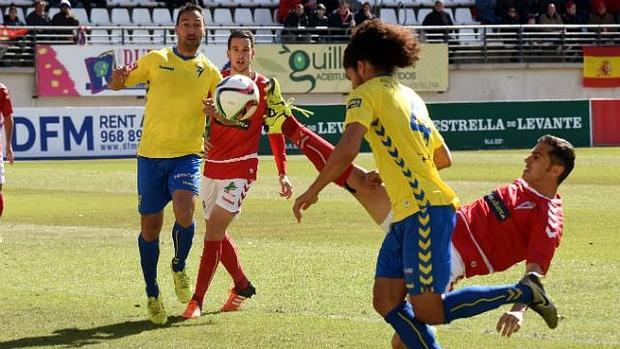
{"left": 583, "top": 46, "right": 620, "bottom": 88}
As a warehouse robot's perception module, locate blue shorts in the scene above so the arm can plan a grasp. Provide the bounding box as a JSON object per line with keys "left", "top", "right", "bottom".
{"left": 375, "top": 205, "right": 456, "bottom": 295}
{"left": 137, "top": 155, "right": 202, "bottom": 215}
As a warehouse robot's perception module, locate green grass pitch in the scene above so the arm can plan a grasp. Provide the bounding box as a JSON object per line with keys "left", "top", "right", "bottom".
{"left": 0, "top": 148, "right": 619, "bottom": 348}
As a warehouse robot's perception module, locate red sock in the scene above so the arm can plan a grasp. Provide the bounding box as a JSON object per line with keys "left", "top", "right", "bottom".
{"left": 0, "top": 193, "right": 4, "bottom": 217}
{"left": 220, "top": 234, "right": 249, "bottom": 291}
{"left": 282, "top": 117, "right": 353, "bottom": 187}
{"left": 192, "top": 240, "right": 222, "bottom": 307}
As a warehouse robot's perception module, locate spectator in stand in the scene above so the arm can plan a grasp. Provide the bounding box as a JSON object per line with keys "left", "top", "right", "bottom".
{"left": 502, "top": 6, "right": 522, "bottom": 23}
{"left": 309, "top": 3, "right": 329, "bottom": 26}
{"left": 354, "top": 1, "right": 374, "bottom": 26}
{"left": 592, "top": 0, "right": 619, "bottom": 22}
{"left": 562, "top": 1, "right": 585, "bottom": 24}
{"left": 328, "top": 0, "right": 355, "bottom": 41}
{"left": 476, "top": 0, "right": 501, "bottom": 24}
{"left": 51, "top": 0, "right": 79, "bottom": 26}
{"left": 278, "top": 0, "right": 302, "bottom": 23}
{"left": 496, "top": 0, "right": 515, "bottom": 23}
{"left": 3, "top": 5, "right": 25, "bottom": 26}
{"left": 516, "top": 0, "right": 540, "bottom": 24}
{"left": 284, "top": 4, "right": 310, "bottom": 42}
{"left": 588, "top": 1, "right": 616, "bottom": 29}
{"left": 422, "top": 0, "right": 454, "bottom": 42}
{"left": 538, "top": 3, "right": 563, "bottom": 25}
{"left": 26, "top": 0, "right": 51, "bottom": 26}
{"left": 319, "top": 0, "right": 340, "bottom": 14}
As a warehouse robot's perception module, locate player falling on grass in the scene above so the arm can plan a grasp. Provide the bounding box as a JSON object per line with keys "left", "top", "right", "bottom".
{"left": 293, "top": 20, "right": 559, "bottom": 349}
{"left": 183, "top": 30, "right": 293, "bottom": 319}
{"left": 108, "top": 4, "right": 221, "bottom": 324}
{"left": 0, "top": 83, "right": 15, "bottom": 218}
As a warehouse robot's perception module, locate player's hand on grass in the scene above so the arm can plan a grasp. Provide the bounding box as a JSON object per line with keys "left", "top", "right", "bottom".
{"left": 279, "top": 175, "right": 293, "bottom": 199}
{"left": 293, "top": 189, "right": 319, "bottom": 223}
{"left": 364, "top": 170, "right": 383, "bottom": 189}
{"left": 496, "top": 310, "right": 524, "bottom": 337}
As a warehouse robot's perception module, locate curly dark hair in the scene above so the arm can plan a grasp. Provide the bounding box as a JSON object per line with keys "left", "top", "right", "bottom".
{"left": 343, "top": 19, "right": 419, "bottom": 74}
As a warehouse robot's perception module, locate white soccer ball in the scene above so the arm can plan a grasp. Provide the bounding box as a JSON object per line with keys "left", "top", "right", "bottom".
{"left": 215, "top": 74, "right": 259, "bottom": 122}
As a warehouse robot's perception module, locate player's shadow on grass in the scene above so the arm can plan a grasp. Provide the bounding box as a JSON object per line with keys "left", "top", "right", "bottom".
{"left": 0, "top": 315, "right": 212, "bottom": 348}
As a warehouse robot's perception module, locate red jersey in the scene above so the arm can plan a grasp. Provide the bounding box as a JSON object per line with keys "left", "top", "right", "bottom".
{"left": 0, "top": 83, "right": 14, "bottom": 152}
{"left": 204, "top": 70, "right": 271, "bottom": 180}
{"left": 0, "top": 83, "right": 13, "bottom": 124}
{"left": 452, "top": 178, "right": 563, "bottom": 277}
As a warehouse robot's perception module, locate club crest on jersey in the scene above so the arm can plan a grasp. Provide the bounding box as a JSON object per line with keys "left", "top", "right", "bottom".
{"left": 196, "top": 64, "right": 204, "bottom": 78}
{"left": 347, "top": 98, "right": 362, "bottom": 110}
{"left": 515, "top": 201, "right": 536, "bottom": 210}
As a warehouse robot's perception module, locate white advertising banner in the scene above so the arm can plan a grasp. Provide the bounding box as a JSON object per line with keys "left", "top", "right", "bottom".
{"left": 35, "top": 44, "right": 228, "bottom": 97}
{"left": 13, "top": 107, "right": 145, "bottom": 159}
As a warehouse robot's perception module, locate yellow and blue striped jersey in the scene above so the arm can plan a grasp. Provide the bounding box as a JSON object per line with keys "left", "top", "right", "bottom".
{"left": 344, "top": 76, "right": 459, "bottom": 222}
{"left": 124, "top": 47, "right": 221, "bottom": 158}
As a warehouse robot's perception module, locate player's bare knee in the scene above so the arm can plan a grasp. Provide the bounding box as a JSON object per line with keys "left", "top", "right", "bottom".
{"left": 410, "top": 294, "right": 445, "bottom": 325}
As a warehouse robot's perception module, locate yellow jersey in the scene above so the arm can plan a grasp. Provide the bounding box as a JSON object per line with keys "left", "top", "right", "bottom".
{"left": 344, "top": 76, "right": 459, "bottom": 222}
{"left": 124, "top": 47, "right": 221, "bottom": 158}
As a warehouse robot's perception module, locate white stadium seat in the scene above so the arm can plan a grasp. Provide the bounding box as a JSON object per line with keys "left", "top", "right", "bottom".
{"left": 87, "top": 28, "right": 111, "bottom": 44}
{"left": 152, "top": 8, "right": 172, "bottom": 26}
{"left": 398, "top": 8, "right": 417, "bottom": 25}
{"left": 132, "top": 8, "right": 152, "bottom": 26}
{"left": 90, "top": 8, "right": 111, "bottom": 25}
{"left": 72, "top": 8, "right": 88, "bottom": 25}
{"left": 111, "top": 8, "right": 131, "bottom": 25}
{"left": 454, "top": 8, "right": 476, "bottom": 24}
{"left": 212, "top": 8, "right": 234, "bottom": 26}
{"left": 254, "top": 8, "right": 275, "bottom": 26}
{"left": 211, "top": 29, "right": 230, "bottom": 43}
{"left": 379, "top": 8, "right": 397, "bottom": 24}
{"left": 234, "top": 8, "right": 253, "bottom": 25}
{"left": 255, "top": 29, "right": 274, "bottom": 43}
{"left": 131, "top": 28, "right": 152, "bottom": 43}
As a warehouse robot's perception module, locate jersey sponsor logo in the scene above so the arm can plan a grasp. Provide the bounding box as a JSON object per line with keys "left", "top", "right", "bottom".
{"left": 515, "top": 201, "right": 536, "bottom": 210}
{"left": 196, "top": 64, "right": 204, "bottom": 78}
{"left": 158, "top": 65, "right": 175, "bottom": 71}
{"left": 483, "top": 191, "right": 510, "bottom": 221}
{"left": 224, "top": 182, "right": 238, "bottom": 194}
{"left": 347, "top": 98, "right": 362, "bottom": 110}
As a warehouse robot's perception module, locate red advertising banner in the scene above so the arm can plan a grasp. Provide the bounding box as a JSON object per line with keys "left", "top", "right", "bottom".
{"left": 591, "top": 99, "right": 620, "bottom": 145}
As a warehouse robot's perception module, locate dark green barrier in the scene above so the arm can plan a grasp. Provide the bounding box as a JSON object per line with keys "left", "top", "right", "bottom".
{"left": 259, "top": 100, "right": 591, "bottom": 155}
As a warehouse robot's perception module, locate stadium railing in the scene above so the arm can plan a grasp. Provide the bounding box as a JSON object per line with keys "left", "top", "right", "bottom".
{"left": 1, "top": 24, "right": 619, "bottom": 67}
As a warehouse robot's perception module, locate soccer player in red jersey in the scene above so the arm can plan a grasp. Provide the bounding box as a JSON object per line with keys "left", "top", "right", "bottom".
{"left": 183, "top": 30, "right": 293, "bottom": 319}
{"left": 0, "top": 83, "right": 15, "bottom": 218}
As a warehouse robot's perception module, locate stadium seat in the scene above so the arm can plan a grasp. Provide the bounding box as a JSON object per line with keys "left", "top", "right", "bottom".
{"left": 72, "top": 8, "right": 88, "bottom": 25}
{"left": 109, "top": 28, "right": 124, "bottom": 44}
{"left": 255, "top": 29, "right": 274, "bottom": 43}
{"left": 14, "top": 7, "right": 26, "bottom": 23}
{"left": 454, "top": 7, "right": 477, "bottom": 24}
{"left": 152, "top": 8, "right": 172, "bottom": 26}
{"left": 87, "top": 28, "right": 111, "bottom": 44}
{"left": 398, "top": 8, "right": 417, "bottom": 25}
{"left": 131, "top": 28, "right": 152, "bottom": 43}
{"left": 417, "top": 8, "right": 432, "bottom": 23}
{"left": 211, "top": 29, "right": 230, "bottom": 43}
{"left": 111, "top": 8, "right": 131, "bottom": 25}
{"left": 132, "top": 8, "right": 152, "bottom": 26}
{"left": 254, "top": 8, "right": 275, "bottom": 26}
{"left": 212, "top": 8, "right": 234, "bottom": 26}
{"left": 90, "top": 8, "right": 111, "bottom": 25}
{"left": 379, "top": 8, "right": 398, "bottom": 24}
{"left": 234, "top": 8, "right": 253, "bottom": 25}
{"left": 253, "top": 0, "right": 275, "bottom": 6}
{"left": 458, "top": 28, "right": 481, "bottom": 45}
{"left": 417, "top": 0, "right": 437, "bottom": 6}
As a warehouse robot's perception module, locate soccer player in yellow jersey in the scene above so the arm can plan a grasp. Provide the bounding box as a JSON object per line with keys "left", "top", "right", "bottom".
{"left": 108, "top": 4, "right": 221, "bottom": 325}
{"left": 294, "top": 20, "right": 557, "bottom": 348}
